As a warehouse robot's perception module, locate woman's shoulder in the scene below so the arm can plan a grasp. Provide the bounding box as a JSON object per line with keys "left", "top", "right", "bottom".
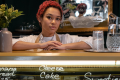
{"left": 18, "top": 35, "right": 38, "bottom": 41}
{"left": 58, "top": 34, "right": 92, "bottom": 38}
{"left": 21, "top": 35, "right": 38, "bottom": 38}
{"left": 58, "top": 33, "right": 70, "bottom": 36}
{"left": 58, "top": 34, "right": 78, "bottom": 39}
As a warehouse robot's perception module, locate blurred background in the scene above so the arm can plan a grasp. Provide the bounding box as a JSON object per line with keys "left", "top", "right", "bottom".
{"left": 0, "top": 0, "right": 119, "bottom": 32}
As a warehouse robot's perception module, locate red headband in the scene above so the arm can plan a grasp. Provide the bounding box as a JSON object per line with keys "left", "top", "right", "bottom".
{"left": 36, "top": 0, "right": 63, "bottom": 21}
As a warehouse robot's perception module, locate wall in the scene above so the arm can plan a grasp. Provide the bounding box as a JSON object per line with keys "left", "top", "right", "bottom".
{"left": 0, "top": 0, "right": 44, "bottom": 31}
{"left": 113, "top": 0, "right": 120, "bottom": 17}
{"left": 0, "top": 0, "right": 119, "bottom": 32}
{"left": 0, "top": 0, "right": 2, "bottom": 4}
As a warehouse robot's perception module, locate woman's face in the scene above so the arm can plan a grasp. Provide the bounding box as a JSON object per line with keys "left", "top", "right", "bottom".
{"left": 40, "top": 7, "right": 61, "bottom": 36}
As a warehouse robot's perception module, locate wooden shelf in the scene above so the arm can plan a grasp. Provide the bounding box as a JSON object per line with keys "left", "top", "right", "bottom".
{"left": 57, "top": 27, "right": 108, "bottom": 33}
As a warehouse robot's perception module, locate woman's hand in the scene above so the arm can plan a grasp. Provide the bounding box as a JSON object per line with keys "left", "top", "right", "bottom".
{"left": 12, "top": 41, "right": 62, "bottom": 51}
{"left": 53, "top": 44, "right": 66, "bottom": 50}
{"left": 43, "top": 41, "right": 92, "bottom": 50}
{"left": 39, "top": 41, "right": 62, "bottom": 49}
{"left": 43, "top": 44, "right": 66, "bottom": 50}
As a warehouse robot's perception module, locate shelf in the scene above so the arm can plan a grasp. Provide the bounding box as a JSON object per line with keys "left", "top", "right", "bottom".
{"left": 57, "top": 27, "right": 108, "bottom": 33}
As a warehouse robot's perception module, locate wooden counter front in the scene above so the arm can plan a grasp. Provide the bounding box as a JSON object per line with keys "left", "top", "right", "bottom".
{"left": 0, "top": 50, "right": 120, "bottom": 60}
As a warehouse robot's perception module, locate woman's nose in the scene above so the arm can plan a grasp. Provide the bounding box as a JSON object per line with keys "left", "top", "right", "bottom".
{"left": 51, "top": 19, "right": 56, "bottom": 24}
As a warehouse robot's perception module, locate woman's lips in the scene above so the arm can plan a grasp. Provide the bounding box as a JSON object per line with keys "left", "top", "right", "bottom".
{"left": 50, "top": 26, "right": 56, "bottom": 30}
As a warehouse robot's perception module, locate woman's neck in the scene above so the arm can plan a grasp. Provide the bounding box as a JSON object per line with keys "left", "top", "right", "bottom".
{"left": 78, "top": 14, "right": 84, "bottom": 17}
{"left": 42, "top": 32, "right": 55, "bottom": 37}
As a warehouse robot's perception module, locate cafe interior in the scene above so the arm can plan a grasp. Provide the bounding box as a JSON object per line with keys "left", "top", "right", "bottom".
{"left": 0, "top": 0, "right": 120, "bottom": 80}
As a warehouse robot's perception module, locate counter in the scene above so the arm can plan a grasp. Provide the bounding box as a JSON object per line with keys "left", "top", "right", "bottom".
{"left": 0, "top": 50, "right": 120, "bottom": 80}
{"left": 0, "top": 50, "right": 120, "bottom": 60}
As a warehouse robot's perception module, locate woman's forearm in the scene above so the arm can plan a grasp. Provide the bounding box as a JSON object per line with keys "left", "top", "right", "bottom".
{"left": 12, "top": 41, "right": 40, "bottom": 51}
{"left": 65, "top": 41, "right": 92, "bottom": 50}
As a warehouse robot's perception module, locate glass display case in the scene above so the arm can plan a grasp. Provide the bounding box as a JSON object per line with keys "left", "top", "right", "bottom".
{"left": 0, "top": 62, "right": 120, "bottom": 80}
{"left": 0, "top": 61, "right": 120, "bottom": 80}
{"left": 0, "top": 50, "right": 120, "bottom": 80}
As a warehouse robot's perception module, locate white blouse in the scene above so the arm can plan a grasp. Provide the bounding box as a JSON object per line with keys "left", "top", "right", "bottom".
{"left": 12, "top": 34, "right": 93, "bottom": 48}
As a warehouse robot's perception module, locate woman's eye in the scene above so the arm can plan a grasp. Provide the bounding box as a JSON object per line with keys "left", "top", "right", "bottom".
{"left": 47, "top": 16, "right": 52, "bottom": 19}
{"left": 56, "top": 18, "right": 60, "bottom": 21}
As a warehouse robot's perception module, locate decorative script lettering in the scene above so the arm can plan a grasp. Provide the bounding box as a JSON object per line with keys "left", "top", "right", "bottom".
{"left": 39, "top": 65, "right": 64, "bottom": 80}
{"left": 0, "top": 67, "right": 16, "bottom": 80}
{"left": 84, "top": 72, "right": 116, "bottom": 80}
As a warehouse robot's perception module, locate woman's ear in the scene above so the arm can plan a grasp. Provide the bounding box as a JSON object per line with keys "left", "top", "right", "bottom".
{"left": 38, "top": 17, "right": 42, "bottom": 23}
{"left": 38, "top": 17, "right": 43, "bottom": 27}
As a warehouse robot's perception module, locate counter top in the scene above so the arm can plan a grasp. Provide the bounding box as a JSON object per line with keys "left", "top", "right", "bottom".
{"left": 0, "top": 50, "right": 120, "bottom": 60}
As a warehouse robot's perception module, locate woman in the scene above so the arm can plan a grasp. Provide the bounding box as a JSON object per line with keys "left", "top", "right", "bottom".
{"left": 69, "top": 3, "right": 95, "bottom": 28}
{"left": 12, "top": 0, "right": 92, "bottom": 51}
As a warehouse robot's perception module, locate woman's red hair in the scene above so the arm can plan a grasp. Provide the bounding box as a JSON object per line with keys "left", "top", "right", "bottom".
{"left": 36, "top": 0, "right": 63, "bottom": 21}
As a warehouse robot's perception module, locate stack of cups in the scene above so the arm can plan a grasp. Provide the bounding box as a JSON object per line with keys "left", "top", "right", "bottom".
{"left": 93, "top": 31, "right": 104, "bottom": 51}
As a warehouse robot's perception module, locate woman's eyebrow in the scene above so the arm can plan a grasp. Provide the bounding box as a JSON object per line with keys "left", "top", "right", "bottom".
{"left": 46, "top": 13, "right": 61, "bottom": 17}
{"left": 46, "top": 13, "right": 52, "bottom": 16}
